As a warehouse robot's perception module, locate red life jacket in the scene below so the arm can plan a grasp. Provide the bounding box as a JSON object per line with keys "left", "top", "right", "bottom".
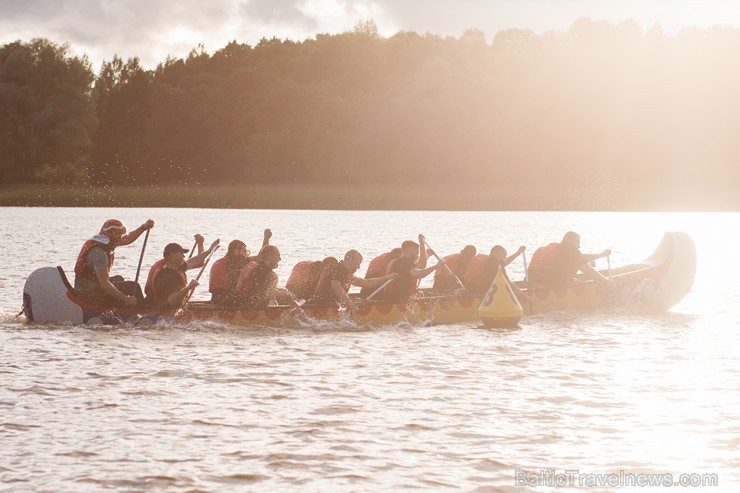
{"left": 235, "top": 261, "right": 277, "bottom": 307}
{"left": 434, "top": 253, "right": 460, "bottom": 281}
{"left": 464, "top": 254, "right": 496, "bottom": 294}
{"left": 527, "top": 243, "right": 560, "bottom": 282}
{"left": 152, "top": 266, "right": 187, "bottom": 304}
{"left": 210, "top": 255, "right": 250, "bottom": 297}
{"left": 236, "top": 261, "right": 260, "bottom": 297}
{"left": 74, "top": 240, "right": 114, "bottom": 282}
{"left": 365, "top": 252, "right": 392, "bottom": 279}
{"left": 209, "top": 257, "right": 229, "bottom": 294}
{"left": 286, "top": 261, "right": 323, "bottom": 299}
{"left": 144, "top": 258, "right": 166, "bottom": 297}
{"left": 314, "top": 262, "right": 351, "bottom": 301}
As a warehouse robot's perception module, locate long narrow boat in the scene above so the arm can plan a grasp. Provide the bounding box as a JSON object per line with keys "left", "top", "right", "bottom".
{"left": 23, "top": 231, "right": 696, "bottom": 327}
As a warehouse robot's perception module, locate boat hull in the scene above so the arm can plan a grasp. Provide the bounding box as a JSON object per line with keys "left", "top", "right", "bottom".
{"left": 23, "top": 231, "right": 696, "bottom": 327}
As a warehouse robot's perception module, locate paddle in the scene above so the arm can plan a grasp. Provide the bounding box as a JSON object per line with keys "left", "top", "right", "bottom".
{"left": 422, "top": 237, "right": 464, "bottom": 288}
{"left": 289, "top": 298, "right": 306, "bottom": 315}
{"left": 364, "top": 277, "right": 395, "bottom": 302}
{"left": 182, "top": 244, "right": 220, "bottom": 305}
{"left": 133, "top": 227, "right": 150, "bottom": 286}
{"left": 187, "top": 240, "right": 197, "bottom": 259}
{"left": 522, "top": 250, "right": 529, "bottom": 283}
{"left": 607, "top": 253, "right": 612, "bottom": 279}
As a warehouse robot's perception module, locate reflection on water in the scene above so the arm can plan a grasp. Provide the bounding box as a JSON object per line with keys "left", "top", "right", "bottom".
{"left": 1, "top": 209, "right": 739, "bottom": 491}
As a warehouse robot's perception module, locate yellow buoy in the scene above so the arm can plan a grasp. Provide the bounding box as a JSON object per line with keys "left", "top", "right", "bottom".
{"left": 478, "top": 265, "right": 523, "bottom": 328}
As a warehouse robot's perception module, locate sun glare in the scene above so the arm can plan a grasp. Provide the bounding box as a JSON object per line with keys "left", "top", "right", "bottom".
{"left": 163, "top": 27, "right": 204, "bottom": 48}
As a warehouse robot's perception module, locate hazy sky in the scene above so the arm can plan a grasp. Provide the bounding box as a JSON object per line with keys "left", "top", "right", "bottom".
{"left": 2, "top": 0, "right": 738, "bottom": 69}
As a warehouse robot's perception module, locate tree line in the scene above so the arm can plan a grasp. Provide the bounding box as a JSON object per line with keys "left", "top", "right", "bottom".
{"left": 2, "top": 19, "right": 740, "bottom": 206}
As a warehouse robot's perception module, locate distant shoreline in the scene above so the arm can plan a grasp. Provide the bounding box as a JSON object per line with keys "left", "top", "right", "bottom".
{"left": 1, "top": 184, "right": 736, "bottom": 211}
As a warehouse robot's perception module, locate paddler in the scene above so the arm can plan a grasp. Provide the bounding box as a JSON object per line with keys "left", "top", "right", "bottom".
{"left": 311, "top": 249, "right": 398, "bottom": 312}
{"left": 376, "top": 235, "right": 444, "bottom": 301}
{"left": 151, "top": 238, "right": 220, "bottom": 307}
{"left": 527, "top": 231, "right": 612, "bottom": 287}
{"left": 286, "top": 256, "right": 338, "bottom": 301}
{"left": 144, "top": 233, "right": 205, "bottom": 300}
{"left": 432, "top": 244, "right": 477, "bottom": 293}
{"left": 464, "top": 245, "right": 525, "bottom": 295}
{"left": 235, "top": 245, "right": 296, "bottom": 308}
{"left": 209, "top": 229, "right": 272, "bottom": 305}
{"left": 359, "top": 247, "right": 402, "bottom": 297}
{"left": 74, "top": 218, "right": 154, "bottom": 306}
{"left": 464, "top": 244, "right": 530, "bottom": 307}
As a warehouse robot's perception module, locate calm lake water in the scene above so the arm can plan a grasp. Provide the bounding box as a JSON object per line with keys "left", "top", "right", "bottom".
{"left": 1, "top": 208, "right": 738, "bottom": 492}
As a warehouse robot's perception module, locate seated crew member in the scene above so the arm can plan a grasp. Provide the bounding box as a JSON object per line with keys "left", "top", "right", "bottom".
{"left": 433, "top": 244, "right": 477, "bottom": 293}
{"left": 377, "top": 235, "right": 444, "bottom": 301}
{"left": 527, "top": 231, "right": 612, "bottom": 287}
{"left": 312, "top": 250, "right": 398, "bottom": 312}
{"left": 145, "top": 233, "right": 205, "bottom": 300}
{"left": 286, "top": 256, "right": 338, "bottom": 301}
{"left": 464, "top": 245, "right": 530, "bottom": 307}
{"left": 235, "top": 245, "right": 295, "bottom": 308}
{"left": 151, "top": 239, "right": 220, "bottom": 307}
{"left": 464, "top": 245, "right": 526, "bottom": 295}
{"left": 359, "top": 247, "right": 402, "bottom": 297}
{"left": 209, "top": 229, "right": 272, "bottom": 305}
{"left": 74, "top": 218, "right": 154, "bottom": 306}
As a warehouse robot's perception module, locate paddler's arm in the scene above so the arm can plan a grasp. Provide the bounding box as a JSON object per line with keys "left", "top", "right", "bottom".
{"left": 504, "top": 246, "right": 526, "bottom": 267}
{"left": 582, "top": 249, "right": 611, "bottom": 264}
{"left": 186, "top": 239, "right": 220, "bottom": 269}
{"left": 578, "top": 262, "right": 612, "bottom": 283}
{"left": 417, "top": 234, "right": 429, "bottom": 269}
{"left": 410, "top": 260, "right": 444, "bottom": 279}
{"left": 93, "top": 260, "right": 137, "bottom": 306}
{"left": 194, "top": 234, "right": 204, "bottom": 256}
{"left": 166, "top": 279, "right": 198, "bottom": 306}
{"left": 351, "top": 273, "right": 398, "bottom": 289}
{"left": 116, "top": 219, "right": 154, "bottom": 246}
{"left": 261, "top": 229, "right": 272, "bottom": 250}
{"left": 331, "top": 279, "right": 358, "bottom": 311}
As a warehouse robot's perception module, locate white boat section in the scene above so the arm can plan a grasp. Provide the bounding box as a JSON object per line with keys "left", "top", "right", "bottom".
{"left": 23, "top": 266, "right": 84, "bottom": 324}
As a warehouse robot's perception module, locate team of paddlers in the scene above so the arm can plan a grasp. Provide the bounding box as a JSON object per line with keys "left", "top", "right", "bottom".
{"left": 73, "top": 218, "right": 614, "bottom": 313}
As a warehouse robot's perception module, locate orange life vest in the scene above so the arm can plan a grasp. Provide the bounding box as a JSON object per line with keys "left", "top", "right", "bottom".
{"left": 74, "top": 240, "right": 114, "bottom": 282}
{"left": 286, "top": 261, "right": 323, "bottom": 299}
{"left": 463, "top": 254, "right": 490, "bottom": 290}
{"left": 434, "top": 253, "right": 460, "bottom": 281}
{"left": 314, "top": 262, "right": 352, "bottom": 301}
{"left": 208, "top": 257, "right": 235, "bottom": 292}
{"left": 236, "top": 261, "right": 260, "bottom": 297}
{"left": 365, "top": 252, "right": 392, "bottom": 279}
{"left": 209, "top": 257, "right": 229, "bottom": 294}
{"left": 209, "top": 255, "right": 250, "bottom": 299}
{"left": 144, "top": 258, "right": 166, "bottom": 297}
{"left": 527, "top": 243, "right": 560, "bottom": 281}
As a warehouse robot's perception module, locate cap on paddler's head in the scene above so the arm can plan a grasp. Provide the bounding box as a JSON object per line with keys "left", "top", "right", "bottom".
{"left": 91, "top": 219, "right": 127, "bottom": 245}
{"left": 163, "top": 242, "right": 190, "bottom": 257}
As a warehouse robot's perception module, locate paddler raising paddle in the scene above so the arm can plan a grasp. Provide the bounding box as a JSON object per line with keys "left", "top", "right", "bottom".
{"left": 74, "top": 218, "right": 154, "bottom": 306}
{"left": 151, "top": 238, "right": 220, "bottom": 307}
{"left": 235, "top": 245, "right": 296, "bottom": 308}
{"left": 376, "top": 235, "right": 444, "bottom": 301}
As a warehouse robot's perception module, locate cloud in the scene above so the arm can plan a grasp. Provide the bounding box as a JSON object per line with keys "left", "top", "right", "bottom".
{"left": 240, "top": 0, "right": 317, "bottom": 27}
{"left": 0, "top": 0, "right": 237, "bottom": 69}
{"left": 2, "top": 0, "right": 739, "bottom": 71}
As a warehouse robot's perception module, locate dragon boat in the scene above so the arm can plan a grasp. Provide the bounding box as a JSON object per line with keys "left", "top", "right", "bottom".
{"left": 22, "top": 231, "right": 696, "bottom": 327}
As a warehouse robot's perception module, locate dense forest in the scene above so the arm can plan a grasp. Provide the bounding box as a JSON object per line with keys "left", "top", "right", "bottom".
{"left": 2, "top": 19, "right": 740, "bottom": 208}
